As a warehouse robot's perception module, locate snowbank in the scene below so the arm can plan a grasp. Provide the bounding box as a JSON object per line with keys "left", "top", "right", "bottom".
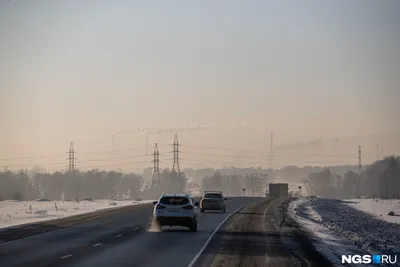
{"left": 288, "top": 198, "right": 368, "bottom": 267}
{"left": 290, "top": 197, "right": 400, "bottom": 266}
{"left": 344, "top": 199, "right": 400, "bottom": 224}
{"left": 0, "top": 199, "right": 154, "bottom": 229}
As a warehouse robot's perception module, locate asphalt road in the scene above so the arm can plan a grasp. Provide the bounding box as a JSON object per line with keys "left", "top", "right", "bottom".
{"left": 192, "top": 197, "right": 334, "bottom": 267}
{"left": 0, "top": 197, "right": 261, "bottom": 267}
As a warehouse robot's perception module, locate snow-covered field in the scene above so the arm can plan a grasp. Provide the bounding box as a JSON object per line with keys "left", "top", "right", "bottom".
{"left": 0, "top": 199, "right": 154, "bottom": 230}
{"left": 289, "top": 197, "right": 400, "bottom": 267}
{"left": 345, "top": 198, "right": 400, "bottom": 224}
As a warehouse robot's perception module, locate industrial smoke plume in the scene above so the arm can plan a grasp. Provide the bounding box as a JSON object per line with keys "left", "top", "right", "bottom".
{"left": 274, "top": 137, "right": 341, "bottom": 152}
{"left": 114, "top": 121, "right": 247, "bottom": 136}
{"left": 112, "top": 121, "right": 247, "bottom": 149}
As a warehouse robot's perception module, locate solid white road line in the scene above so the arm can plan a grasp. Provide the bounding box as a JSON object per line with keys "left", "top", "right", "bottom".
{"left": 61, "top": 254, "right": 72, "bottom": 259}
{"left": 93, "top": 243, "right": 101, "bottom": 247}
{"left": 116, "top": 234, "right": 123, "bottom": 238}
{"left": 187, "top": 205, "right": 246, "bottom": 267}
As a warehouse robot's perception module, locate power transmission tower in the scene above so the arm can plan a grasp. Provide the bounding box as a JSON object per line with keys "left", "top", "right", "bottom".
{"left": 151, "top": 143, "right": 160, "bottom": 189}
{"left": 68, "top": 142, "right": 76, "bottom": 172}
{"left": 172, "top": 134, "right": 180, "bottom": 175}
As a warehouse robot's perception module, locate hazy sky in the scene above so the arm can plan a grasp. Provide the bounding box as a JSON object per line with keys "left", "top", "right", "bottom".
{"left": 0, "top": 0, "right": 399, "bottom": 171}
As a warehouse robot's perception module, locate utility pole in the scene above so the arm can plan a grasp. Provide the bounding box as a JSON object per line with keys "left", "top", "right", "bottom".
{"left": 68, "top": 142, "right": 76, "bottom": 173}
{"left": 269, "top": 132, "right": 274, "bottom": 169}
{"left": 377, "top": 144, "right": 379, "bottom": 160}
{"left": 354, "top": 145, "right": 362, "bottom": 198}
{"left": 172, "top": 134, "right": 180, "bottom": 175}
{"left": 151, "top": 143, "right": 160, "bottom": 190}
{"left": 146, "top": 128, "right": 149, "bottom": 156}
{"left": 358, "top": 145, "right": 362, "bottom": 174}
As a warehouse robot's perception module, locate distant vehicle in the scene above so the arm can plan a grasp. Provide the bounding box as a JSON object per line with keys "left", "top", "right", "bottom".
{"left": 268, "top": 183, "right": 289, "bottom": 197}
{"left": 200, "top": 191, "right": 227, "bottom": 213}
{"left": 152, "top": 194, "right": 199, "bottom": 232}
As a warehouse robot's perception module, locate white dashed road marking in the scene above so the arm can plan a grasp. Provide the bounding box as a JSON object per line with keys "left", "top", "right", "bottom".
{"left": 116, "top": 234, "right": 123, "bottom": 238}
{"left": 93, "top": 243, "right": 101, "bottom": 247}
{"left": 134, "top": 227, "right": 139, "bottom": 230}
{"left": 61, "top": 254, "right": 72, "bottom": 260}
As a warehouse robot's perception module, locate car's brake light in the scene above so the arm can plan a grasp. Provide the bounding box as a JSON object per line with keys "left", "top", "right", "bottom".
{"left": 156, "top": 204, "right": 166, "bottom": 210}
{"left": 183, "top": 205, "right": 194, "bottom": 210}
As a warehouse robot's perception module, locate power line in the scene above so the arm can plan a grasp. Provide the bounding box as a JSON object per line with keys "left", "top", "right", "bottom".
{"left": 181, "top": 151, "right": 269, "bottom": 160}
{"left": 75, "top": 153, "right": 153, "bottom": 164}
{"left": 78, "top": 148, "right": 140, "bottom": 155}
{"left": 180, "top": 158, "right": 359, "bottom": 166}
{"left": 0, "top": 161, "right": 66, "bottom": 169}
{"left": 1, "top": 143, "right": 390, "bottom": 163}
{"left": 180, "top": 144, "right": 361, "bottom": 157}
{"left": 80, "top": 160, "right": 152, "bottom": 169}
{"left": 179, "top": 151, "right": 381, "bottom": 162}
{"left": 0, "top": 153, "right": 65, "bottom": 161}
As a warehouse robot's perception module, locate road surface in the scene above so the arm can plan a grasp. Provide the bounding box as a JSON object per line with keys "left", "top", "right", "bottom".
{"left": 0, "top": 197, "right": 332, "bottom": 267}
{"left": 0, "top": 197, "right": 260, "bottom": 267}
{"left": 192, "top": 197, "right": 333, "bottom": 267}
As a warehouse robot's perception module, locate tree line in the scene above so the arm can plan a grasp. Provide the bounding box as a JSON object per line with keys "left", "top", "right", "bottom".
{"left": 2, "top": 158, "right": 394, "bottom": 201}
{"left": 0, "top": 166, "right": 270, "bottom": 201}
{"left": 201, "top": 171, "right": 269, "bottom": 196}
{"left": 0, "top": 169, "right": 144, "bottom": 201}
{"left": 305, "top": 156, "right": 400, "bottom": 199}
{"left": 181, "top": 165, "right": 359, "bottom": 185}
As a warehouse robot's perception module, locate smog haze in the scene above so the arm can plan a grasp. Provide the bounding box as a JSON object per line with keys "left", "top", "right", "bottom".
{"left": 0, "top": 0, "right": 399, "bottom": 171}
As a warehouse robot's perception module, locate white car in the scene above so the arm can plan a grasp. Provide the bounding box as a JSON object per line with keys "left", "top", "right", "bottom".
{"left": 153, "top": 194, "right": 200, "bottom": 232}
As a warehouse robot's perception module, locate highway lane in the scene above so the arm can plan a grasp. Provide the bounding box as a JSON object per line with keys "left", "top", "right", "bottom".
{"left": 0, "top": 197, "right": 261, "bottom": 267}
{"left": 192, "top": 197, "right": 334, "bottom": 267}
{"left": 0, "top": 202, "right": 155, "bottom": 267}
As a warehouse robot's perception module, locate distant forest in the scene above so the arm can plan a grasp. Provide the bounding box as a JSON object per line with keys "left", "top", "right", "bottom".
{"left": 0, "top": 158, "right": 398, "bottom": 201}
{"left": 305, "top": 156, "right": 400, "bottom": 199}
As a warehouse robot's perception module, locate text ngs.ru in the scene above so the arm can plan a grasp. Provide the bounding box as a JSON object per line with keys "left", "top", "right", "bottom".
{"left": 342, "top": 255, "right": 397, "bottom": 265}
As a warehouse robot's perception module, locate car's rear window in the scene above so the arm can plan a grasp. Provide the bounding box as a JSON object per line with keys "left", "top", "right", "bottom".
{"left": 159, "top": 197, "right": 189, "bottom": 205}
{"left": 204, "top": 193, "right": 223, "bottom": 199}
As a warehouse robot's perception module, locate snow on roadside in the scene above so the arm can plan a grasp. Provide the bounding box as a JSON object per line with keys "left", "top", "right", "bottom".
{"left": 288, "top": 198, "right": 368, "bottom": 267}
{"left": 310, "top": 198, "right": 400, "bottom": 255}
{"left": 289, "top": 197, "right": 400, "bottom": 267}
{"left": 0, "top": 199, "right": 154, "bottom": 230}
{"left": 344, "top": 199, "right": 400, "bottom": 224}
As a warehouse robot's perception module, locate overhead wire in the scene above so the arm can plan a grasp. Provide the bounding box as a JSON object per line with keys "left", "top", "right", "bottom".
{"left": 80, "top": 160, "right": 152, "bottom": 169}
{"left": 1, "top": 142, "right": 397, "bottom": 171}
{"left": 0, "top": 153, "right": 66, "bottom": 161}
